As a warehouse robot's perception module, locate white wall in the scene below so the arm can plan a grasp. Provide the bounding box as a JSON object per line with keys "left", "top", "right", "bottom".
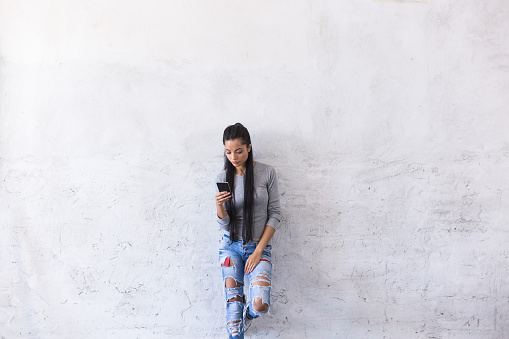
{"left": 1, "top": 1, "right": 508, "bottom": 338}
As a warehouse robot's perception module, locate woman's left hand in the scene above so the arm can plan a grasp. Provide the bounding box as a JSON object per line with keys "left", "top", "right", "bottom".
{"left": 245, "top": 251, "right": 262, "bottom": 274}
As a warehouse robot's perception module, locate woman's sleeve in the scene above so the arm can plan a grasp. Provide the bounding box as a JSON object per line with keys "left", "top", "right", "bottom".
{"left": 266, "top": 167, "right": 282, "bottom": 230}
{"left": 215, "top": 172, "right": 230, "bottom": 229}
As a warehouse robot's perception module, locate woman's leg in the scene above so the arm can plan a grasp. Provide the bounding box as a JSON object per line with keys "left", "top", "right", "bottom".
{"left": 220, "top": 242, "right": 246, "bottom": 338}
{"left": 246, "top": 245, "right": 272, "bottom": 319}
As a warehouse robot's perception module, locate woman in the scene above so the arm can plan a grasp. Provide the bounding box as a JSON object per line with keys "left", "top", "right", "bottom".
{"left": 215, "top": 123, "right": 282, "bottom": 338}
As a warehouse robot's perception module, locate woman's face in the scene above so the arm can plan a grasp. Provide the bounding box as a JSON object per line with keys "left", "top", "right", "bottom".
{"left": 224, "top": 138, "right": 251, "bottom": 171}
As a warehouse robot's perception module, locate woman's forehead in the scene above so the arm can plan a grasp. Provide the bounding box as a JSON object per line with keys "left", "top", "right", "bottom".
{"left": 224, "top": 139, "right": 247, "bottom": 149}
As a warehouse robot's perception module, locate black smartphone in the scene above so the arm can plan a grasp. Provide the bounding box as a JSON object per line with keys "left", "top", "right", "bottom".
{"left": 216, "top": 182, "right": 231, "bottom": 193}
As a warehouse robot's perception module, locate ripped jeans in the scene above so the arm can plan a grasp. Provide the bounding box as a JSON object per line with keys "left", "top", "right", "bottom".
{"left": 219, "top": 232, "right": 272, "bottom": 339}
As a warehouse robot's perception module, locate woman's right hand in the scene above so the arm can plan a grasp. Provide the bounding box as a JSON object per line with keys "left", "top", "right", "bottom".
{"left": 215, "top": 191, "right": 231, "bottom": 206}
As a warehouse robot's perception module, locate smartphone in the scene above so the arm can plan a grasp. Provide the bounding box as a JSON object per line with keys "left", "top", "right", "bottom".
{"left": 216, "top": 182, "right": 231, "bottom": 193}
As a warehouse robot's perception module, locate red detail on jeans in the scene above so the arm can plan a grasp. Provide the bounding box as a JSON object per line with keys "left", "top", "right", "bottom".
{"left": 222, "top": 257, "right": 230, "bottom": 267}
{"left": 260, "top": 259, "right": 271, "bottom": 263}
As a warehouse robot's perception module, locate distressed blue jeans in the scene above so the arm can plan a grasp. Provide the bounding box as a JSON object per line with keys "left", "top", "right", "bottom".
{"left": 219, "top": 232, "right": 272, "bottom": 338}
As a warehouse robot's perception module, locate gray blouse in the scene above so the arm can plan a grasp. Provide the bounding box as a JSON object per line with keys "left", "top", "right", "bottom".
{"left": 215, "top": 162, "right": 282, "bottom": 242}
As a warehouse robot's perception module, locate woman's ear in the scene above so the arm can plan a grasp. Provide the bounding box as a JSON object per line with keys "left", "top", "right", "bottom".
{"left": 248, "top": 144, "right": 252, "bottom": 152}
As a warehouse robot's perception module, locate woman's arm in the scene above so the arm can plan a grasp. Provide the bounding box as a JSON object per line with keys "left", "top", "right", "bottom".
{"left": 245, "top": 225, "right": 275, "bottom": 274}
{"left": 244, "top": 166, "right": 281, "bottom": 274}
{"left": 214, "top": 172, "right": 231, "bottom": 227}
{"left": 215, "top": 191, "right": 230, "bottom": 219}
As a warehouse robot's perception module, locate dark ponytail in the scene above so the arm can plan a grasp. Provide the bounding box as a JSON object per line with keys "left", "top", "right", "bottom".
{"left": 222, "top": 123, "right": 254, "bottom": 242}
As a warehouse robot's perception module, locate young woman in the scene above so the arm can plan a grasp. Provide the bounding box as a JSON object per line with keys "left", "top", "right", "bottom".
{"left": 214, "top": 123, "right": 282, "bottom": 338}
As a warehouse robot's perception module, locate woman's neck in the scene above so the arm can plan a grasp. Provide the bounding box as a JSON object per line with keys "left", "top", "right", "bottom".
{"left": 235, "top": 161, "right": 255, "bottom": 176}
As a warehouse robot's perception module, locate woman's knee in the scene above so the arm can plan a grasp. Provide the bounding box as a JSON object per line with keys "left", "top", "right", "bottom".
{"left": 252, "top": 296, "right": 269, "bottom": 313}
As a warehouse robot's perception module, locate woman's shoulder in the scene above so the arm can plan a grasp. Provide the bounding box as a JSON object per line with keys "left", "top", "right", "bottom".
{"left": 254, "top": 162, "right": 277, "bottom": 176}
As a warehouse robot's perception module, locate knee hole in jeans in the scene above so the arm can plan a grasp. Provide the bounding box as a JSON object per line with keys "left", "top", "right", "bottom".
{"left": 253, "top": 296, "right": 269, "bottom": 313}
{"left": 250, "top": 273, "right": 270, "bottom": 313}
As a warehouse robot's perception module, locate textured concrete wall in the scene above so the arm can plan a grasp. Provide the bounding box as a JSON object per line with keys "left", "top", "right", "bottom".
{"left": 1, "top": 1, "right": 508, "bottom": 338}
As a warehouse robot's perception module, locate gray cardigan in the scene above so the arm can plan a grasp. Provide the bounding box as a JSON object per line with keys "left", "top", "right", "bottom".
{"left": 215, "top": 162, "right": 282, "bottom": 242}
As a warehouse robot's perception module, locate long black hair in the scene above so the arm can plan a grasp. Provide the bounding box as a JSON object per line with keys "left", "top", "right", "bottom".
{"left": 223, "top": 123, "right": 254, "bottom": 242}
